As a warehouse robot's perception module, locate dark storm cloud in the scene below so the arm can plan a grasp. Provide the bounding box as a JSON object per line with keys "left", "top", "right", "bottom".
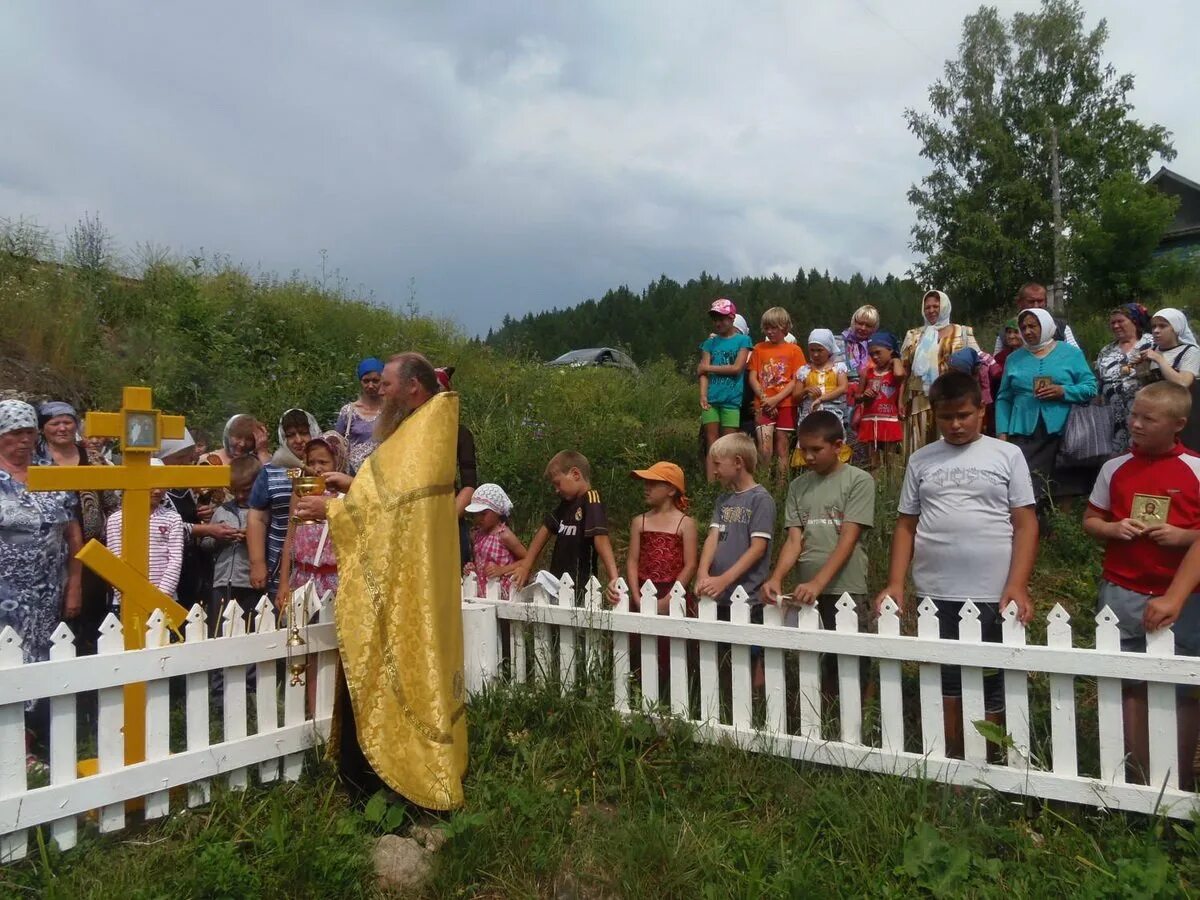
{"left": 0, "top": 1, "right": 1195, "bottom": 333}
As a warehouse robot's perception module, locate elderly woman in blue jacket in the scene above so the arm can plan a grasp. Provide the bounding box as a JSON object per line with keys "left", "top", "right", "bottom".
{"left": 997, "top": 308, "right": 1098, "bottom": 508}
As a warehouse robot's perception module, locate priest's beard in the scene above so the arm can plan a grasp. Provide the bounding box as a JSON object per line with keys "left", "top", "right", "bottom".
{"left": 374, "top": 393, "right": 407, "bottom": 442}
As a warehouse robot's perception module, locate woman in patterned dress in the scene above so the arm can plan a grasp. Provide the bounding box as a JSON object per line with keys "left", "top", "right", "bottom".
{"left": 900, "top": 290, "right": 979, "bottom": 455}
{"left": 1093, "top": 303, "right": 1153, "bottom": 455}
{"left": 0, "top": 401, "right": 83, "bottom": 752}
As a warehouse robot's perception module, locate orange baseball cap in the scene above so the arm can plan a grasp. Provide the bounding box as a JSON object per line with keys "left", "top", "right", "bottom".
{"left": 631, "top": 462, "right": 686, "bottom": 496}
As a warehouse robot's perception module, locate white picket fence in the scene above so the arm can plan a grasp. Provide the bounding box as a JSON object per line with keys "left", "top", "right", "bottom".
{"left": 461, "top": 575, "right": 1200, "bottom": 820}
{"left": 0, "top": 593, "right": 337, "bottom": 862}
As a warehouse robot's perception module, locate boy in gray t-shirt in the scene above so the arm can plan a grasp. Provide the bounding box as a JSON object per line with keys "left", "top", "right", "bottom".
{"left": 876, "top": 372, "right": 1037, "bottom": 760}
{"left": 697, "top": 433, "right": 775, "bottom": 608}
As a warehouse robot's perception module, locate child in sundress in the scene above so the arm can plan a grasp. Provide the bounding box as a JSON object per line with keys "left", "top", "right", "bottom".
{"left": 795, "top": 329, "right": 849, "bottom": 422}
{"left": 856, "top": 331, "right": 905, "bottom": 469}
{"left": 463, "top": 483, "right": 527, "bottom": 600}
{"left": 277, "top": 432, "right": 347, "bottom": 611}
{"left": 627, "top": 462, "right": 699, "bottom": 683}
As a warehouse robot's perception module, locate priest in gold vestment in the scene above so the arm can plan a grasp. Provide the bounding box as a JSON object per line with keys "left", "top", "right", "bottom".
{"left": 326, "top": 362, "right": 468, "bottom": 810}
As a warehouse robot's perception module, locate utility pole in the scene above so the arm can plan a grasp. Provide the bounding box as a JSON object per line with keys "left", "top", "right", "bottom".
{"left": 1050, "top": 124, "right": 1065, "bottom": 313}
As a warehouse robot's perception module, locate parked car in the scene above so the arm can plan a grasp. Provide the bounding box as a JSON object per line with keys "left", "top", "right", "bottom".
{"left": 546, "top": 348, "right": 639, "bottom": 373}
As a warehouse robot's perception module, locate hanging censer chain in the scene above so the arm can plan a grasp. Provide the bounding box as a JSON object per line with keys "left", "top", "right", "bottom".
{"left": 285, "top": 591, "right": 309, "bottom": 687}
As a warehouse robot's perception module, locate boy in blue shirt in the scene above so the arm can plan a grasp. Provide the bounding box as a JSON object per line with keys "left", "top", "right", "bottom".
{"left": 698, "top": 298, "right": 753, "bottom": 476}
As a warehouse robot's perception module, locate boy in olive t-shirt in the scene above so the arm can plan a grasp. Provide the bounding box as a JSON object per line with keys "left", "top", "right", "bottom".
{"left": 763, "top": 412, "right": 874, "bottom": 696}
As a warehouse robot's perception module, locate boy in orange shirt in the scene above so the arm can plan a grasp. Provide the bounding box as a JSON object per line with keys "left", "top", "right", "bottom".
{"left": 747, "top": 306, "right": 807, "bottom": 481}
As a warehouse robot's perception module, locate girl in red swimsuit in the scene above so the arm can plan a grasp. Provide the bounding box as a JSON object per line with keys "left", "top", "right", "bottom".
{"left": 626, "top": 462, "right": 699, "bottom": 684}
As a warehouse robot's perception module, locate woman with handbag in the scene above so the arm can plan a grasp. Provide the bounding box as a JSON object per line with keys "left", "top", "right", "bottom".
{"left": 996, "top": 309, "right": 1097, "bottom": 514}
{"left": 1095, "top": 304, "right": 1154, "bottom": 454}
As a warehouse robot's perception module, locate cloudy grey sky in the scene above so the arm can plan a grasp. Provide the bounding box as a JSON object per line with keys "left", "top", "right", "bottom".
{"left": 2, "top": 1, "right": 1196, "bottom": 333}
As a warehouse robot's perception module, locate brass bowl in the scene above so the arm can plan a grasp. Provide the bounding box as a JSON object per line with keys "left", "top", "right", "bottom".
{"left": 289, "top": 470, "right": 326, "bottom": 524}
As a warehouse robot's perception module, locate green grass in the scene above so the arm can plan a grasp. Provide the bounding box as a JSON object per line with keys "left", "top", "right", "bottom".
{"left": 8, "top": 684, "right": 1198, "bottom": 898}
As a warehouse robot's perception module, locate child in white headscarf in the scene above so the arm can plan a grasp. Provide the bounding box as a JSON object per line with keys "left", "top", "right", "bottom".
{"left": 1144, "top": 308, "right": 1200, "bottom": 390}
{"left": 795, "top": 329, "right": 848, "bottom": 422}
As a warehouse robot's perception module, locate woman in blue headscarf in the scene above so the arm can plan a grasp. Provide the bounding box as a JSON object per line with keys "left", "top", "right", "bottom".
{"left": 900, "top": 290, "right": 979, "bottom": 454}
{"left": 335, "top": 357, "right": 385, "bottom": 474}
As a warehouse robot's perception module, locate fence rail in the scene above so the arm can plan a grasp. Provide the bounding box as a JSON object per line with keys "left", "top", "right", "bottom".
{"left": 0, "top": 592, "right": 336, "bottom": 862}
{"left": 461, "top": 574, "right": 1200, "bottom": 820}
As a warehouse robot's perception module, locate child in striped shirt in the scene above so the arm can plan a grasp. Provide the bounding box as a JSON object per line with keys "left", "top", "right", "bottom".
{"left": 105, "top": 480, "right": 186, "bottom": 605}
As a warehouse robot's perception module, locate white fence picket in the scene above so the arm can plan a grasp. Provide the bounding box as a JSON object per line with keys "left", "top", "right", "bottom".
{"left": 532, "top": 584, "right": 552, "bottom": 684}
{"left": 255, "top": 597, "right": 281, "bottom": 784}
{"left": 958, "top": 601, "right": 987, "bottom": 763}
{"left": 1001, "top": 604, "right": 1031, "bottom": 768}
{"left": 1094, "top": 607, "right": 1125, "bottom": 783}
{"left": 511, "top": 589, "right": 528, "bottom": 685}
{"left": 668, "top": 583, "right": 690, "bottom": 719}
{"left": 1046, "top": 605, "right": 1078, "bottom": 777}
{"left": 793, "top": 602, "right": 822, "bottom": 740}
{"left": 0, "top": 628, "right": 26, "bottom": 862}
{"left": 282, "top": 591, "right": 309, "bottom": 783}
{"left": 611, "top": 580, "right": 631, "bottom": 713}
{"left": 638, "top": 581, "right": 659, "bottom": 712}
{"left": 1146, "top": 625, "right": 1179, "bottom": 790}
{"left": 47, "top": 623, "right": 78, "bottom": 852}
{"left": 185, "top": 605, "right": 211, "bottom": 806}
{"left": 96, "top": 614, "right": 125, "bottom": 833}
{"left": 143, "top": 609, "right": 172, "bottom": 820}
{"left": 729, "top": 589, "right": 753, "bottom": 737}
{"left": 876, "top": 598, "right": 903, "bottom": 754}
{"left": 582, "top": 577, "right": 604, "bottom": 682}
{"left": 220, "top": 601, "right": 250, "bottom": 792}
{"left": 697, "top": 597, "right": 719, "bottom": 725}
{"left": 557, "top": 575, "right": 577, "bottom": 689}
{"left": 835, "top": 595, "right": 863, "bottom": 746}
{"left": 314, "top": 592, "right": 338, "bottom": 739}
{"left": 916, "top": 598, "right": 945, "bottom": 759}
{"left": 761, "top": 602, "right": 786, "bottom": 742}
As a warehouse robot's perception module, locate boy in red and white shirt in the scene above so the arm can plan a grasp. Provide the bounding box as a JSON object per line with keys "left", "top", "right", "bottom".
{"left": 1083, "top": 381, "right": 1200, "bottom": 788}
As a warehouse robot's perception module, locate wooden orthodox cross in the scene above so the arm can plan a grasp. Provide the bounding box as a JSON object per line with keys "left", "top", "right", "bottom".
{"left": 27, "top": 386, "right": 229, "bottom": 764}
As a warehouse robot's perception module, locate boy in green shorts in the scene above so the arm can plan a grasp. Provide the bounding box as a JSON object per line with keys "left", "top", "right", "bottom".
{"left": 698, "top": 297, "right": 753, "bottom": 476}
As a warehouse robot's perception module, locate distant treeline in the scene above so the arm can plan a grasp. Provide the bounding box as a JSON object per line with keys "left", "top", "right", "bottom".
{"left": 486, "top": 269, "right": 933, "bottom": 366}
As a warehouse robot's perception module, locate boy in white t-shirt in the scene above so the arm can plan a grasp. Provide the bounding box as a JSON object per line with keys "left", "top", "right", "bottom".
{"left": 875, "top": 371, "right": 1038, "bottom": 758}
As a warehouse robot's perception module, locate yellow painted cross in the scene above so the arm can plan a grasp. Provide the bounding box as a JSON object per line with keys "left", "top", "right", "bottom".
{"left": 27, "top": 386, "right": 229, "bottom": 764}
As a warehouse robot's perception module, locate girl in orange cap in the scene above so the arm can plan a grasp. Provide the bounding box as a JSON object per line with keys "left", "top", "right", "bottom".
{"left": 627, "top": 461, "right": 698, "bottom": 614}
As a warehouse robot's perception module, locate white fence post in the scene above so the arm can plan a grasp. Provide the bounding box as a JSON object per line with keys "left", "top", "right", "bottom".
{"left": 638, "top": 581, "right": 659, "bottom": 712}
{"left": 314, "top": 591, "right": 338, "bottom": 739}
{"left": 794, "top": 602, "right": 821, "bottom": 740}
{"left": 282, "top": 591, "right": 308, "bottom": 783}
{"left": 611, "top": 579, "right": 631, "bottom": 713}
{"left": 1002, "top": 604, "right": 1031, "bottom": 768}
{"left": 761, "top": 602, "right": 786, "bottom": 742}
{"left": 668, "top": 583, "right": 690, "bottom": 719}
{"left": 835, "top": 594, "right": 863, "bottom": 746}
{"left": 916, "top": 598, "right": 945, "bottom": 759}
{"left": 876, "top": 598, "right": 903, "bottom": 756}
{"left": 1046, "top": 605, "right": 1078, "bottom": 778}
{"left": 96, "top": 613, "right": 125, "bottom": 833}
{"left": 1146, "top": 625, "right": 1179, "bottom": 790}
{"left": 48, "top": 623, "right": 78, "bottom": 852}
{"left": 0, "top": 628, "right": 26, "bottom": 862}
{"left": 462, "top": 600, "right": 499, "bottom": 695}
{"left": 1094, "top": 606, "right": 1124, "bottom": 783}
{"left": 254, "top": 597, "right": 281, "bottom": 784}
{"left": 583, "top": 577, "right": 604, "bottom": 684}
{"left": 729, "top": 588, "right": 753, "bottom": 737}
{"left": 557, "top": 575, "right": 578, "bottom": 689}
{"left": 143, "top": 609, "right": 172, "bottom": 820}
{"left": 958, "top": 601, "right": 987, "bottom": 763}
{"left": 220, "top": 601, "right": 250, "bottom": 792}
{"left": 697, "top": 596, "right": 720, "bottom": 725}
{"left": 185, "top": 604, "right": 211, "bottom": 806}
{"left": 532, "top": 582, "right": 553, "bottom": 684}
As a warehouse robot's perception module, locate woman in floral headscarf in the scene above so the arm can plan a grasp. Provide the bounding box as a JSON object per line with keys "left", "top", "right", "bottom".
{"left": 0, "top": 400, "right": 83, "bottom": 754}
{"left": 1094, "top": 303, "right": 1154, "bottom": 454}
{"left": 900, "top": 290, "right": 979, "bottom": 454}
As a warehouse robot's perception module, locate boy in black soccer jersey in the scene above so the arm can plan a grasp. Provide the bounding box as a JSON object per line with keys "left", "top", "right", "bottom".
{"left": 512, "top": 450, "right": 620, "bottom": 600}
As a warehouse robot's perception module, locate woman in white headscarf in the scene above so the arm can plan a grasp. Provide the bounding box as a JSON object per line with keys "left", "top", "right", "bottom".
{"left": 996, "top": 309, "right": 1097, "bottom": 508}
{"left": 1143, "top": 308, "right": 1200, "bottom": 389}
{"left": 900, "top": 290, "right": 979, "bottom": 454}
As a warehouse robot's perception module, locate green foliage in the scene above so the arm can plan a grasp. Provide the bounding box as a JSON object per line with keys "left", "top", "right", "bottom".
{"left": 906, "top": 0, "right": 1175, "bottom": 319}
{"left": 487, "top": 269, "right": 922, "bottom": 368}
{"left": 1070, "top": 173, "right": 1180, "bottom": 309}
